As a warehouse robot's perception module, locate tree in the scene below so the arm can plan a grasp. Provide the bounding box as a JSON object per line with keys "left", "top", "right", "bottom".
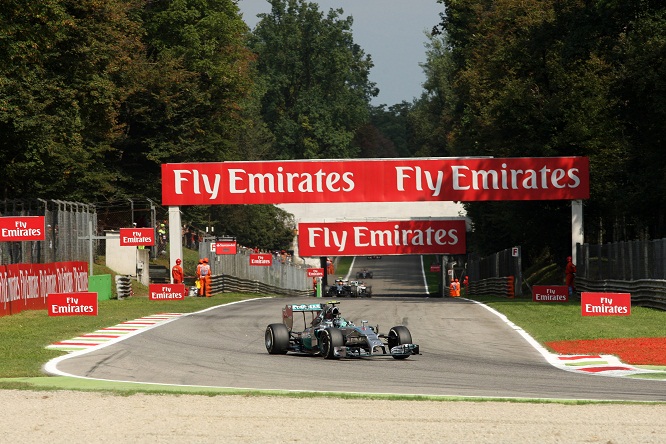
{"left": 118, "top": 0, "right": 264, "bottom": 199}
{"left": 212, "top": 204, "right": 295, "bottom": 251}
{"left": 250, "top": 0, "right": 377, "bottom": 159}
{"left": 0, "top": 0, "right": 145, "bottom": 201}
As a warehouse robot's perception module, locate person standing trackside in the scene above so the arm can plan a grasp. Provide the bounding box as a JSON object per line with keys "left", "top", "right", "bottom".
{"left": 172, "top": 259, "right": 184, "bottom": 284}
{"left": 199, "top": 257, "right": 212, "bottom": 297}
{"left": 565, "top": 256, "right": 577, "bottom": 297}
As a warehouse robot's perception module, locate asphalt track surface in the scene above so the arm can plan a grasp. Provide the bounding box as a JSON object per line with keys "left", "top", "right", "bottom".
{"left": 53, "top": 256, "right": 666, "bottom": 402}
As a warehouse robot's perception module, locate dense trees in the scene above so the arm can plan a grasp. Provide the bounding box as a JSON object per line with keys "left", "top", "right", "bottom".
{"left": 2, "top": 0, "right": 664, "bottom": 255}
{"left": 249, "top": 0, "right": 376, "bottom": 159}
{"left": 413, "top": 0, "right": 666, "bottom": 263}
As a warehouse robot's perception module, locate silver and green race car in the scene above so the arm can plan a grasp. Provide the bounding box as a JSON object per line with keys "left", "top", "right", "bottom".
{"left": 265, "top": 301, "right": 419, "bottom": 359}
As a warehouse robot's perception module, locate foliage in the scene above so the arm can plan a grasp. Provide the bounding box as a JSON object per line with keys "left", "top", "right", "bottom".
{"left": 211, "top": 204, "right": 295, "bottom": 251}
{"left": 417, "top": 0, "right": 666, "bottom": 265}
{"left": 249, "top": 0, "right": 377, "bottom": 159}
{"left": 118, "top": 0, "right": 264, "bottom": 198}
{"left": 0, "top": 0, "right": 145, "bottom": 201}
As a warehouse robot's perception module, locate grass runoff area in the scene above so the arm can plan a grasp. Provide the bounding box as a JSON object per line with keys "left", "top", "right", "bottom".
{"left": 0, "top": 255, "right": 664, "bottom": 396}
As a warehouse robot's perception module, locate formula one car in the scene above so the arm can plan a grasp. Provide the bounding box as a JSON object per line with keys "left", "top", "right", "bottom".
{"left": 325, "top": 277, "right": 352, "bottom": 297}
{"left": 355, "top": 269, "right": 373, "bottom": 279}
{"left": 349, "top": 280, "right": 372, "bottom": 297}
{"left": 265, "top": 301, "right": 419, "bottom": 359}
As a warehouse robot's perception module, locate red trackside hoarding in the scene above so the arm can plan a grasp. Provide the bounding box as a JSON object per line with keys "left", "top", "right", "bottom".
{"left": 298, "top": 219, "right": 466, "bottom": 257}
{"left": 0, "top": 261, "right": 88, "bottom": 317}
{"left": 0, "top": 216, "right": 45, "bottom": 241}
{"left": 161, "top": 157, "right": 589, "bottom": 205}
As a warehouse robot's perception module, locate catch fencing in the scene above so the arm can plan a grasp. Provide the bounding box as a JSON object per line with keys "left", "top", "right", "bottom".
{"left": 202, "top": 238, "right": 310, "bottom": 295}
{"left": 576, "top": 238, "right": 666, "bottom": 310}
{"left": 0, "top": 199, "right": 95, "bottom": 265}
{"left": 466, "top": 247, "right": 522, "bottom": 297}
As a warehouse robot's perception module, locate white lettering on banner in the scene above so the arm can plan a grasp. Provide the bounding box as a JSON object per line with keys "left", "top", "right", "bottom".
{"left": 229, "top": 168, "right": 355, "bottom": 195}
{"left": 1, "top": 228, "right": 42, "bottom": 238}
{"left": 308, "top": 227, "right": 348, "bottom": 252}
{"left": 395, "top": 167, "right": 444, "bottom": 197}
{"left": 39, "top": 270, "right": 57, "bottom": 298}
{"left": 0, "top": 271, "right": 7, "bottom": 304}
{"left": 451, "top": 164, "right": 581, "bottom": 191}
{"left": 7, "top": 275, "right": 20, "bottom": 302}
{"left": 74, "top": 268, "right": 88, "bottom": 292}
{"left": 56, "top": 268, "right": 74, "bottom": 293}
{"left": 50, "top": 305, "right": 95, "bottom": 314}
{"left": 584, "top": 304, "right": 629, "bottom": 314}
{"left": 354, "top": 226, "right": 458, "bottom": 247}
{"left": 173, "top": 169, "right": 221, "bottom": 200}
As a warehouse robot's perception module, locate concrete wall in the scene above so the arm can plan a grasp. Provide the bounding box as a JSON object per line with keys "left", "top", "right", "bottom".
{"left": 104, "top": 231, "right": 150, "bottom": 286}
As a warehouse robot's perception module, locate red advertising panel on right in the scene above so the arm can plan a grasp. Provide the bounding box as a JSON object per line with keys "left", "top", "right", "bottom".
{"left": 581, "top": 292, "right": 631, "bottom": 316}
{"left": 298, "top": 219, "right": 466, "bottom": 257}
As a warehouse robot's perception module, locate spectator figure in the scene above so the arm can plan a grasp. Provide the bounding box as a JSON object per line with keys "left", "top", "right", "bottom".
{"left": 172, "top": 258, "right": 184, "bottom": 284}
{"left": 565, "top": 256, "right": 577, "bottom": 297}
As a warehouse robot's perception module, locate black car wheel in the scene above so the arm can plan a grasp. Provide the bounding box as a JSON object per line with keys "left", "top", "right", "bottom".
{"left": 320, "top": 327, "right": 344, "bottom": 359}
{"left": 265, "top": 323, "right": 290, "bottom": 354}
{"left": 388, "top": 326, "right": 412, "bottom": 360}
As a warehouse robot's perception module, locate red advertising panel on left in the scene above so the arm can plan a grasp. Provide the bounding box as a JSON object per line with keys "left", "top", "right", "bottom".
{"left": 0, "top": 216, "right": 45, "bottom": 241}
{"left": 48, "top": 292, "right": 98, "bottom": 316}
{"left": 298, "top": 219, "right": 466, "bottom": 257}
{"left": 119, "top": 228, "right": 155, "bottom": 246}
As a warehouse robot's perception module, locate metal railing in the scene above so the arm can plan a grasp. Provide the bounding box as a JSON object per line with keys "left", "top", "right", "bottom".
{"left": 202, "top": 239, "right": 310, "bottom": 294}
{"left": 0, "top": 199, "right": 95, "bottom": 264}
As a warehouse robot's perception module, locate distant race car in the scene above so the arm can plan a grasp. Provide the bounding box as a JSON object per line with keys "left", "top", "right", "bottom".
{"left": 265, "top": 301, "right": 419, "bottom": 359}
{"left": 366, "top": 256, "right": 382, "bottom": 260}
{"left": 349, "top": 280, "right": 372, "bottom": 297}
{"left": 355, "top": 269, "right": 373, "bottom": 279}
{"left": 326, "top": 278, "right": 352, "bottom": 297}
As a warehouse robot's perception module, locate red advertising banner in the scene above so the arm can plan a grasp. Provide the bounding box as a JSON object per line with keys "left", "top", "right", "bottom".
{"left": 298, "top": 219, "right": 467, "bottom": 257}
{"left": 214, "top": 241, "right": 237, "bottom": 255}
{"left": 307, "top": 268, "right": 325, "bottom": 277}
{"left": 149, "top": 283, "right": 186, "bottom": 300}
{"left": 0, "top": 216, "right": 45, "bottom": 241}
{"left": 532, "top": 285, "right": 569, "bottom": 302}
{"left": 581, "top": 292, "right": 631, "bottom": 316}
{"left": 0, "top": 261, "right": 88, "bottom": 317}
{"left": 119, "top": 227, "right": 155, "bottom": 246}
{"left": 48, "top": 292, "right": 98, "bottom": 316}
{"left": 162, "top": 157, "right": 589, "bottom": 206}
{"left": 249, "top": 253, "right": 272, "bottom": 266}
{"left": 430, "top": 264, "right": 441, "bottom": 273}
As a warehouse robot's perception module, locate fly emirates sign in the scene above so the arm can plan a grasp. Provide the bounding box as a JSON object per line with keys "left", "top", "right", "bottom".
{"left": 298, "top": 220, "right": 466, "bottom": 257}
{"left": 161, "top": 157, "right": 589, "bottom": 205}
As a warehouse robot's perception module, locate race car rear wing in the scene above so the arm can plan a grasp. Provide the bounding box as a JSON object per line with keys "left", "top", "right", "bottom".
{"left": 282, "top": 302, "right": 339, "bottom": 331}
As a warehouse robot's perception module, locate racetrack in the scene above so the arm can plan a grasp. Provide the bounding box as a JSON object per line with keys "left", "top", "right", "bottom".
{"left": 51, "top": 256, "right": 666, "bottom": 402}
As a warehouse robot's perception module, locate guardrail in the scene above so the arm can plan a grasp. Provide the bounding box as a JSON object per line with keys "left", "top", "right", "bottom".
{"left": 576, "top": 277, "right": 666, "bottom": 311}
{"left": 467, "top": 276, "right": 515, "bottom": 298}
{"left": 210, "top": 274, "right": 311, "bottom": 298}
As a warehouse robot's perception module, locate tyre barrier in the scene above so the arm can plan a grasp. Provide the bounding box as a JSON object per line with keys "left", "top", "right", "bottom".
{"left": 210, "top": 274, "right": 311, "bottom": 298}
{"left": 115, "top": 275, "right": 132, "bottom": 299}
{"left": 468, "top": 276, "right": 516, "bottom": 298}
{"left": 576, "top": 277, "right": 666, "bottom": 311}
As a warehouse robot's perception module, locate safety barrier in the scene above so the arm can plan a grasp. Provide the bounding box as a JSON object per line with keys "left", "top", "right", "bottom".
{"left": 468, "top": 276, "right": 516, "bottom": 298}
{"left": 114, "top": 275, "right": 132, "bottom": 299}
{"left": 576, "top": 277, "right": 666, "bottom": 311}
{"left": 210, "top": 274, "right": 311, "bottom": 298}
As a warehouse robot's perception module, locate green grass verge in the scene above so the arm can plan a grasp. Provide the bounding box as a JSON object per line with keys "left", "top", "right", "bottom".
{"left": 0, "top": 294, "right": 258, "bottom": 379}
{"left": 470, "top": 295, "right": 665, "bottom": 343}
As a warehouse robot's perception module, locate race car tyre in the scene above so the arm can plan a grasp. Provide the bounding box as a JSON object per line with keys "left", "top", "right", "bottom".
{"left": 320, "top": 327, "right": 344, "bottom": 359}
{"left": 265, "top": 323, "right": 290, "bottom": 355}
{"left": 388, "top": 326, "right": 412, "bottom": 360}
